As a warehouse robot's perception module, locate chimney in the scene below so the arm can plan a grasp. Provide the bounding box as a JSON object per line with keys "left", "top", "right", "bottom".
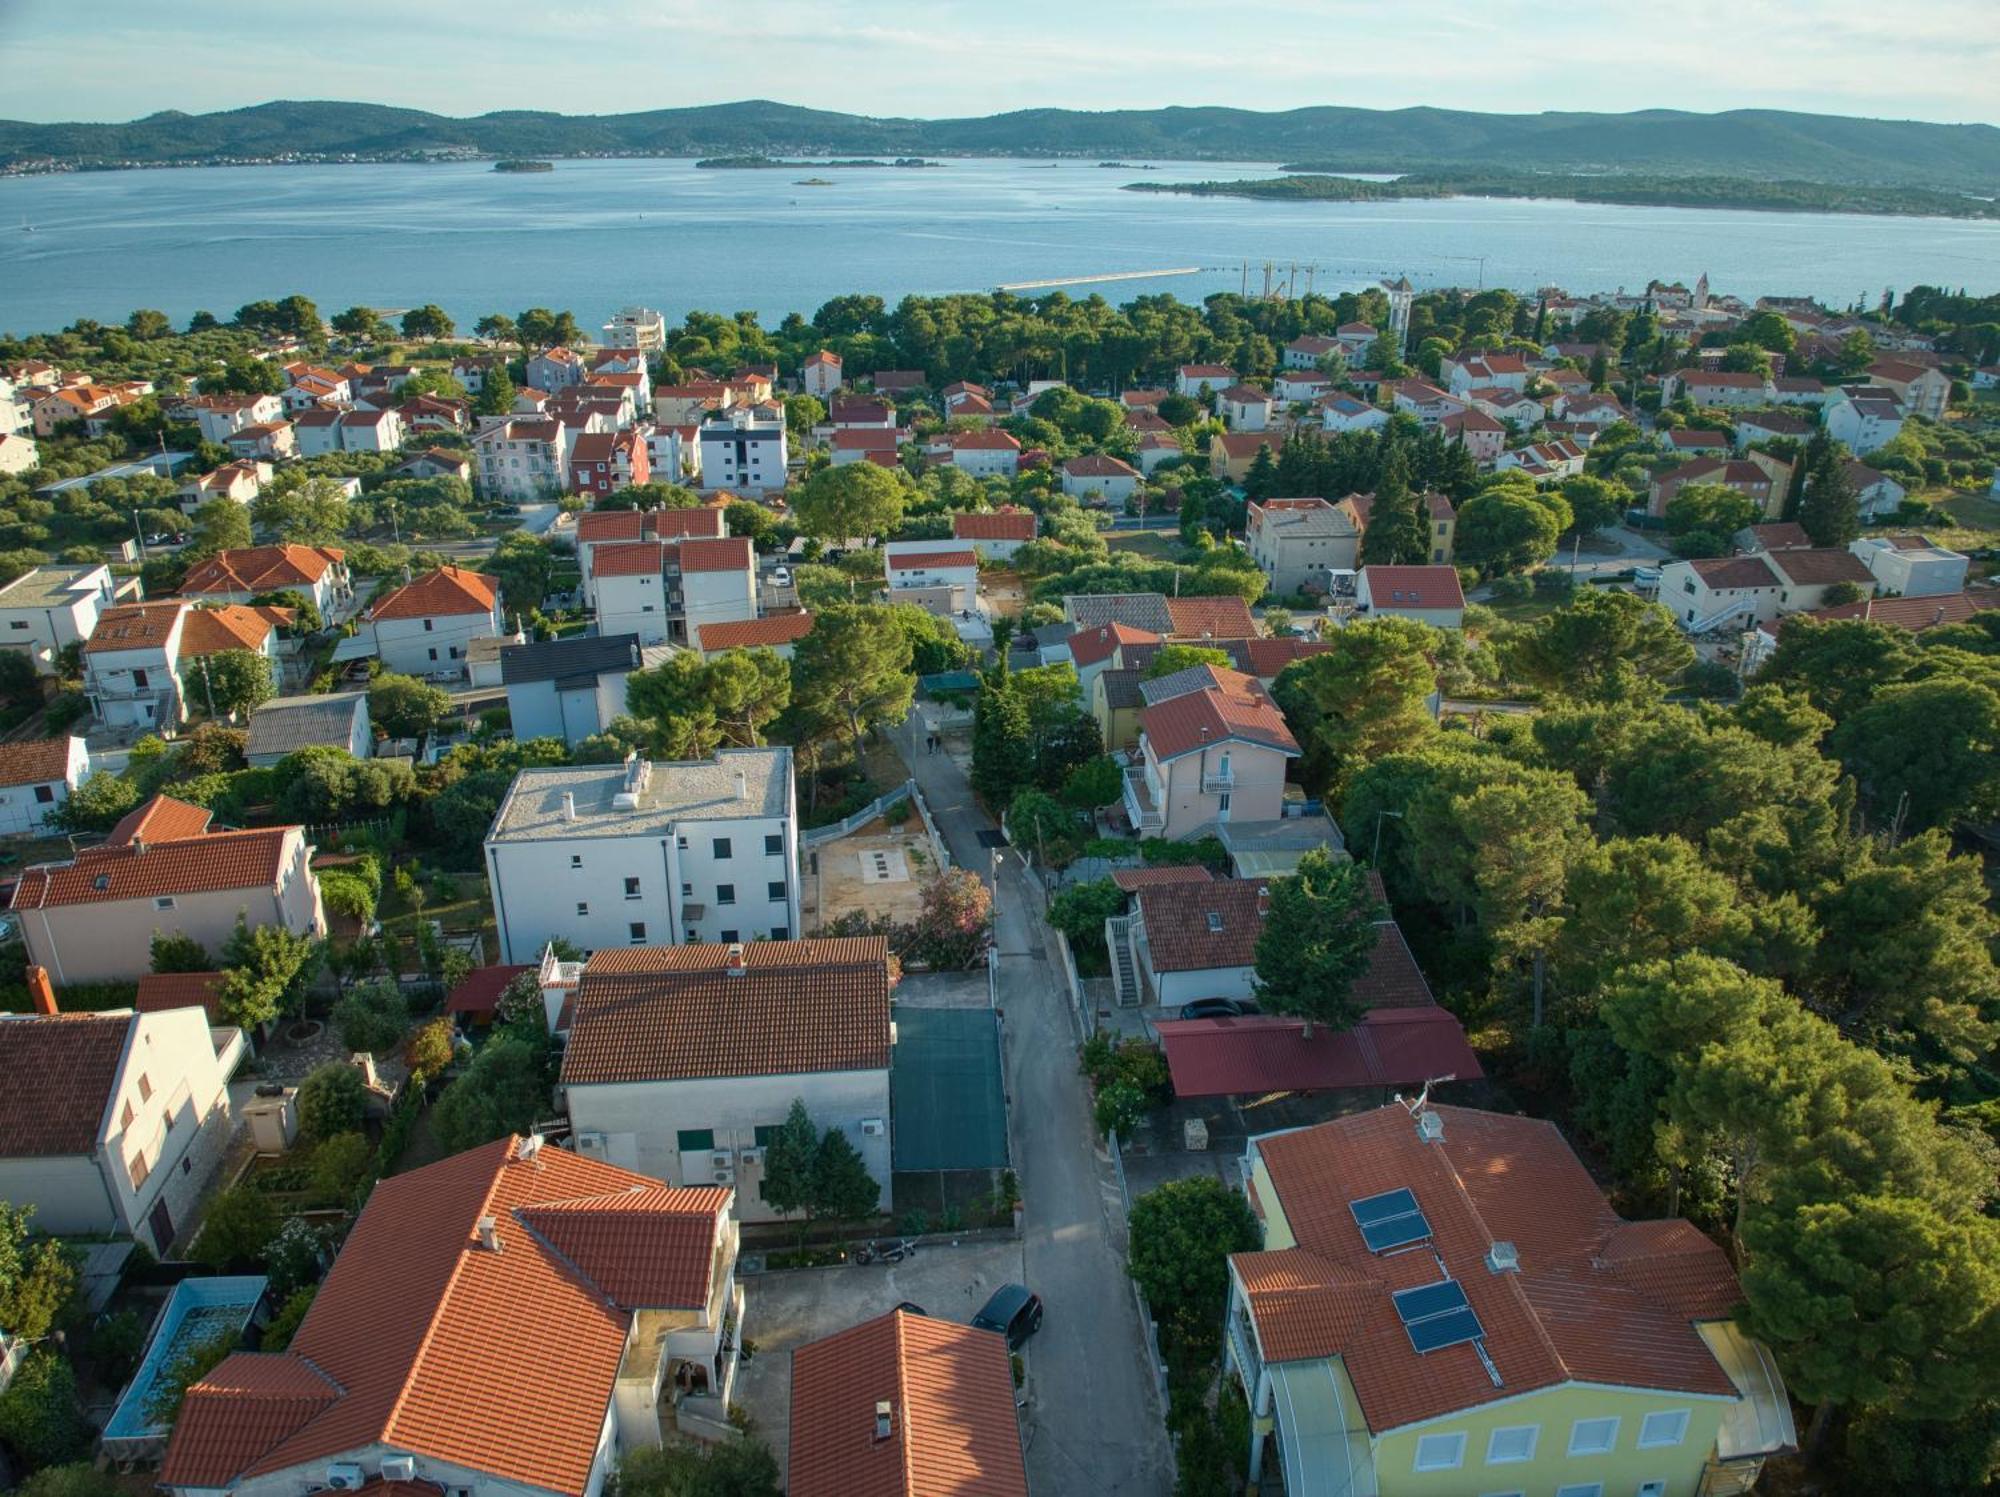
{"left": 735, "top": 770, "right": 748, "bottom": 800}
{"left": 1255, "top": 884, "right": 1270, "bottom": 917}
{"left": 1486, "top": 1241, "right": 1520, "bottom": 1275}
{"left": 725, "top": 942, "right": 747, "bottom": 977}
{"left": 476, "top": 1215, "right": 502, "bottom": 1252}
{"left": 26, "top": 966, "right": 57, "bottom": 1016}
{"left": 562, "top": 791, "right": 577, "bottom": 823}
{"left": 1416, "top": 1109, "right": 1445, "bottom": 1143}
{"left": 132, "top": 838, "right": 147, "bottom": 856}
{"left": 874, "top": 1402, "right": 894, "bottom": 1442}
{"left": 518, "top": 1133, "right": 543, "bottom": 1164}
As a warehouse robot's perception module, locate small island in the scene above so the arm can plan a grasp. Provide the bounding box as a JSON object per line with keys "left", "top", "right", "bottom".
{"left": 793, "top": 177, "right": 835, "bottom": 187}
{"left": 492, "top": 159, "right": 555, "bottom": 173}
{"left": 695, "top": 155, "right": 943, "bottom": 170}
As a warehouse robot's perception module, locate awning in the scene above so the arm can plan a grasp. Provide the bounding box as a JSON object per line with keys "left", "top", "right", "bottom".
{"left": 1268, "top": 1361, "right": 1378, "bottom": 1497}
{"left": 1157, "top": 1008, "right": 1483, "bottom": 1098}
{"left": 1700, "top": 1321, "right": 1799, "bottom": 1460}
{"left": 330, "top": 633, "right": 379, "bottom": 662}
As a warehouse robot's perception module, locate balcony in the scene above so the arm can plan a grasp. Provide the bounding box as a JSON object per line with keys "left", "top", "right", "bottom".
{"left": 1122, "top": 764, "right": 1164, "bottom": 833}
{"left": 1202, "top": 768, "right": 1235, "bottom": 794}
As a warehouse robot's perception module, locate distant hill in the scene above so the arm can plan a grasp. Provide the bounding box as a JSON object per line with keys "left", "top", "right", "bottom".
{"left": 3, "top": 99, "right": 1998, "bottom": 190}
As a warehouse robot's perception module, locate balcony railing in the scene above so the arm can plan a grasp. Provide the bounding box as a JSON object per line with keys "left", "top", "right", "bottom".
{"left": 1202, "top": 769, "right": 1235, "bottom": 793}
{"left": 1122, "top": 764, "right": 1164, "bottom": 832}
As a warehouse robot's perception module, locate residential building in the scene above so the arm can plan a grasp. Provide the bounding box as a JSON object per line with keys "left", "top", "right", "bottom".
{"left": 1219, "top": 384, "right": 1275, "bottom": 431}
{"left": 0, "top": 563, "right": 115, "bottom": 674}
{"left": 1492, "top": 438, "right": 1586, "bottom": 482}
{"left": 871, "top": 370, "right": 924, "bottom": 396}
{"left": 394, "top": 447, "right": 473, "bottom": 482}
{"left": 1064, "top": 593, "right": 1176, "bottom": 633}
{"left": 831, "top": 428, "right": 903, "bottom": 466}
{"left": 602, "top": 304, "right": 668, "bottom": 351}
{"left": 1273, "top": 371, "right": 1331, "bottom": 404}
{"left": 1209, "top": 432, "right": 1281, "bottom": 484}
{"left": 1664, "top": 368, "right": 1772, "bottom": 407}
{"left": 397, "top": 394, "right": 471, "bottom": 436}
{"left": 1647, "top": 457, "right": 1778, "bottom": 519}
{"left": 0, "top": 991, "right": 240, "bottom": 1253}
{"left": 942, "top": 429, "right": 1021, "bottom": 478}
{"left": 1067, "top": 622, "right": 1162, "bottom": 709}
{"left": 82, "top": 602, "right": 188, "bottom": 729}
{"left": 486, "top": 749, "right": 797, "bottom": 957}
{"left": 179, "top": 544, "right": 349, "bottom": 615}
{"left": 1384, "top": 380, "right": 1466, "bottom": 425}
{"left": 1319, "top": 394, "right": 1391, "bottom": 435}
{"left": 1822, "top": 388, "right": 1905, "bottom": 453}
{"left": 1226, "top": 1105, "right": 1794, "bottom": 1496}
{"left": 1247, "top": 497, "right": 1361, "bottom": 595}
{"left": 569, "top": 427, "right": 652, "bottom": 499}
{"left": 1770, "top": 376, "right": 1831, "bottom": 406}
{"left": 1734, "top": 522, "right": 1812, "bottom": 554}
{"left": 1060, "top": 454, "right": 1140, "bottom": 504}
{"left": 1865, "top": 358, "right": 1950, "bottom": 419}
{"left": 1091, "top": 667, "right": 1147, "bottom": 753}
{"left": 826, "top": 395, "right": 896, "bottom": 431}
{"left": 182, "top": 392, "right": 282, "bottom": 442}
{"left": 1440, "top": 351, "right": 1531, "bottom": 394}
{"left": 501, "top": 633, "right": 652, "bottom": 746}
{"left": 1122, "top": 666, "right": 1299, "bottom": 839}
{"left": 594, "top": 536, "right": 758, "bottom": 647}
{"left": 698, "top": 405, "right": 788, "bottom": 495}
{"left": 1468, "top": 388, "right": 1546, "bottom": 429}
{"left": 448, "top": 354, "right": 502, "bottom": 392}
{"left": 1848, "top": 534, "right": 1967, "bottom": 598}
{"left": 10, "top": 794, "right": 326, "bottom": 984}
{"left": 1439, "top": 407, "right": 1505, "bottom": 463}
{"left": 1554, "top": 392, "right": 1626, "bottom": 427}
{"left": 560, "top": 935, "right": 891, "bottom": 1223}
{"left": 789, "top": 1309, "right": 1028, "bottom": 1497}
{"left": 0, "top": 433, "right": 37, "bottom": 475}
{"left": 1661, "top": 427, "right": 1730, "bottom": 459}
{"left": 162, "top": 1136, "right": 743, "bottom": 1494}
{"left": 1424, "top": 493, "right": 1458, "bottom": 564}
{"left": 1356, "top": 565, "right": 1466, "bottom": 628}
{"left": 1164, "top": 594, "right": 1259, "bottom": 640}
{"left": 1761, "top": 546, "right": 1878, "bottom": 612}
{"left": 1845, "top": 461, "right": 1908, "bottom": 520}
{"left": 1660, "top": 554, "right": 1785, "bottom": 631}
{"left": 474, "top": 415, "right": 567, "bottom": 499}
{"left": 526, "top": 346, "right": 585, "bottom": 390}
{"left": 1284, "top": 335, "right": 1341, "bottom": 369}
{"left": 802, "top": 349, "right": 843, "bottom": 400}
{"left": 641, "top": 421, "right": 701, "bottom": 485}
{"left": 0, "top": 736, "right": 89, "bottom": 836}
{"left": 1177, "top": 364, "right": 1238, "bottom": 397}
{"left": 951, "top": 507, "right": 1036, "bottom": 558}
{"left": 1335, "top": 321, "right": 1378, "bottom": 354}
{"left": 695, "top": 612, "right": 813, "bottom": 660}
{"left": 574, "top": 506, "right": 728, "bottom": 606}
{"left": 364, "top": 566, "right": 505, "bottom": 676}
{"left": 883, "top": 545, "right": 980, "bottom": 615}
{"left": 177, "top": 458, "right": 266, "bottom": 513}
{"left": 1733, "top": 410, "right": 1813, "bottom": 449}
{"left": 222, "top": 421, "right": 297, "bottom": 462}
{"left": 1137, "top": 431, "right": 1184, "bottom": 475}
{"left": 1760, "top": 591, "right": 2000, "bottom": 663}
{"left": 1120, "top": 388, "right": 1168, "bottom": 410}
{"left": 245, "top": 692, "right": 371, "bottom": 767}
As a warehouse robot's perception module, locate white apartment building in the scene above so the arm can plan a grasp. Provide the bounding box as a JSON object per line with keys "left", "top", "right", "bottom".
{"left": 0, "top": 433, "right": 36, "bottom": 475}
{"left": 602, "top": 305, "right": 667, "bottom": 351}
{"left": 0, "top": 736, "right": 89, "bottom": 837}
{"left": 484, "top": 749, "right": 800, "bottom": 960}
{"left": 1823, "top": 389, "right": 1906, "bottom": 454}
{"left": 191, "top": 393, "right": 283, "bottom": 443}
{"left": 364, "top": 566, "right": 505, "bottom": 677}
{"left": 473, "top": 415, "right": 567, "bottom": 499}
{"left": 0, "top": 564, "right": 116, "bottom": 674}
{"left": 698, "top": 405, "right": 788, "bottom": 495}
{"left": 1245, "top": 498, "right": 1360, "bottom": 595}
{"left": 1849, "top": 534, "right": 1969, "bottom": 598}
{"left": 593, "top": 536, "right": 758, "bottom": 647}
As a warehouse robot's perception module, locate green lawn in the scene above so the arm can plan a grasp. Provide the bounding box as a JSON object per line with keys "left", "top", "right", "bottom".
{"left": 1106, "top": 529, "right": 1179, "bottom": 560}
{"left": 1481, "top": 593, "right": 1563, "bottom": 625}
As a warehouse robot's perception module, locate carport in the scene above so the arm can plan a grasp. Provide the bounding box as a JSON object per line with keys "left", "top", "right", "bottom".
{"left": 891, "top": 1005, "right": 1011, "bottom": 1218}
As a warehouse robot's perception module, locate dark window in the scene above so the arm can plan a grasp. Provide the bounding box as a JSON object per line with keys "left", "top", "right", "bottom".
{"left": 767, "top": 880, "right": 787, "bottom": 901}
{"left": 576, "top": 902, "right": 589, "bottom": 916}
{"left": 713, "top": 837, "right": 732, "bottom": 859}
{"left": 132, "top": 668, "right": 148, "bottom": 689}
{"left": 624, "top": 876, "right": 641, "bottom": 899}
{"left": 571, "top": 854, "right": 583, "bottom": 868}
{"left": 717, "top": 883, "right": 736, "bottom": 905}
{"left": 720, "top": 929, "right": 739, "bottom": 943}
{"left": 765, "top": 833, "right": 783, "bottom": 855}
{"left": 628, "top": 922, "right": 646, "bottom": 943}
{"left": 33, "top": 785, "right": 53, "bottom": 804}
{"left": 423, "top": 618, "right": 434, "bottom": 631}
{"left": 753, "top": 1124, "right": 780, "bottom": 1148}
{"left": 676, "top": 1129, "right": 714, "bottom": 1152}
{"left": 771, "top": 926, "right": 789, "bottom": 940}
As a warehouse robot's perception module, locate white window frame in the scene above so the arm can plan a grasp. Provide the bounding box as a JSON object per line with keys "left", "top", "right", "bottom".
{"left": 1554, "top": 1485, "right": 1603, "bottom": 1497}
{"left": 1484, "top": 1425, "right": 1538, "bottom": 1465}
{"left": 1637, "top": 1409, "right": 1690, "bottom": 1449}
{"left": 1567, "top": 1417, "right": 1619, "bottom": 1457}
{"left": 1412, "top": 1432, "right": 1466, "bottom": 1472}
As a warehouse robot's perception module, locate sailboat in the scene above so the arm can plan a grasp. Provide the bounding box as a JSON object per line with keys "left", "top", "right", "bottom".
{"left": 18, "top": 216, "right": 32, "bottom": 234}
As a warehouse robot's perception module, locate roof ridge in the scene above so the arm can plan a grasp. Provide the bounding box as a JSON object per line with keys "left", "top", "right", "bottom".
{"left": 895, "top": 1311, "right": 918, "bottom": 1497}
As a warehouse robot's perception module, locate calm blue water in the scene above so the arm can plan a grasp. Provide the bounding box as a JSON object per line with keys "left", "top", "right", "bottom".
{"left": 2, "top": 156, "right": 1996, "bottom": 335}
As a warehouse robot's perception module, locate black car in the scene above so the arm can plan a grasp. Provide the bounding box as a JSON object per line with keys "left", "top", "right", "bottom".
{"left": 971, "top": 1284, "right": 1043, "bottom": 1349}
{"left": 1179, "top": 998, "right": 1261, "bottom": 1021}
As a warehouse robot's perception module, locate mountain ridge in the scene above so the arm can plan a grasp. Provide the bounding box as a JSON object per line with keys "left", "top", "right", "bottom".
{"left": 3, "top": 98, "right": 1997, "bottom": 189}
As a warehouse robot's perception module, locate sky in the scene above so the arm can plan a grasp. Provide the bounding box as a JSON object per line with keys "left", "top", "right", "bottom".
{"left": 4, "top": 0, "right": 1998, "bottom": 126}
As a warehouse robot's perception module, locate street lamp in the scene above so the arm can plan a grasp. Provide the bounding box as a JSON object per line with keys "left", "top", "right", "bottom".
{"left": 1371, "top": 809, "right": 1405, "bottom": 867}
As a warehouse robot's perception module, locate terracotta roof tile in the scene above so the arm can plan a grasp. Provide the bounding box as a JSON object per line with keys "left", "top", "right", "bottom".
{"left": 134, "top": 971, "right": 227, "bottom": 1023}
{"left": 1067, "top": 622, "right": 1161, "bottom": 668}
{"left": 562, "top": 938, "right": 893, "bottom": 1086}
{"left": 887, "top": 549, "right": 976, "bottom": 572}
{"left": 1763, "top": 547, "right": 1875, "bottom": 587}
{"left": 178, "top": 604, "right": 291, "bottom": 656}
{"left": 0, "top": 736, "right": 75, "bottom": 789}
{"left": 1110, "top": 865, "right": 1213, "bottom": 893}
{"left": 85, "top": 602, "right": 182, "bottom": 653}
{"left": 516, "top": 1185, "right": 727, "bottom": 1309}
{"left": 180, "top": 545, "right": 343, "bottom": 595}
{"left": 367, "top": 566, "right": 499, "bottom": 621}
{"left": 1785, "top": 592, "right": 2000, "bottom": 633}
{"left": 790, "top": 1309, "right": 1028, "bottom": 1497}
{"left": 0, "top": 1012, "right": 133, "bottom": 1155}
{"left": 1687, "top": 555, "right": 1781, "bottom": 590}
{"left": 1139, "top": 670, "right": 1298, "bottom": 763}
{"left": 108, "top": 793, "right": 212, "bottom": 846}
{"left": 677, "top": 536, "right": 754, "bottom": 574}
{"left": 159, "top": 1353, "right": 342, "bottom": 1487}
{"left": 1061, "top": 454, "right": 1139, "bottom": 479}
{"left": 1361, "top": 565, "right": 1465, "bottom": 612}
{"left": 14, "top": 824, "right": 294, "bottom": 909}
{"left": 1138, "top": 879, "right": 1270, "bottom": 972}
{"left": 1164, "top": 595, "right": 1257, "bottom": 640}
{"left": 696, "top": 612, "right": 814, "bottom": 651}
{"left": 952, "top": 508, "right": 1035, "bottom": 541}
{"left": 1159, "top": 1006, "right": 1483, "bottom": 1096}
{"left": 444, "top": 963, "right": 534, "bottom": 1016}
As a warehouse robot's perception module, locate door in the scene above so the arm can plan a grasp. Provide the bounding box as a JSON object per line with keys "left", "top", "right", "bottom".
{"left": 148, "top": 1197, "right": 174, "bottom": 1256}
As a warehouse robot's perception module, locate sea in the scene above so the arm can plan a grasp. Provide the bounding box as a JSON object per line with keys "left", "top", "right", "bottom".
{"left": 3, "top": 156, "right": 1998, "bottom": 337}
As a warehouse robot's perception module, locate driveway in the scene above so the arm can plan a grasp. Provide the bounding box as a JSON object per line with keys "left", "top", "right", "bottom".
{"left": 734, "top": 1239, "right": 1026, "bottom": 1484}
{"left": 894, "top": 718, "right": 1173, "bottom": 1496}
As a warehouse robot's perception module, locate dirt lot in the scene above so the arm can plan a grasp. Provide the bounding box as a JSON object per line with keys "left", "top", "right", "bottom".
{"left": 734, "top": 1237, "right": 1027, "bottom": 1484}
{"left": 981, "top": 569, "right": 1026, "bottom": 618}
{"left": 803, "top": 817, "right": 941, "bottom": 929}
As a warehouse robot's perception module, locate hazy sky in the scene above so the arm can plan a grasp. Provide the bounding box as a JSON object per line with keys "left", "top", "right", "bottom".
{"left": 5, "top": 0, "right": 1998, "bottom": 125}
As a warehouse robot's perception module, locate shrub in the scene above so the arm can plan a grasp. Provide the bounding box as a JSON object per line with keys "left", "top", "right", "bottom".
{"left": 261, "top": 1286, "right": 316, "bottom": 1352}
{"left": 191, "top": 1185, "right": 278, "bottom": 1268}
{"left": 1488, "top": 573, "right": 1532, "bottom": 603}
{"left": 146, "top": 1326, "right": 239, "bottom": 1425}
{"left": 0, "top": 1351, "right": 88, "bottom": 1466}
{"left": 89, "top": 1309, "right": 146, "bottom": 1386}
{"left": 319, "top": 871, "right": 377, "bottom": 924}
{"left": 261, "top": 1215, "right": 329, "bottom": 1297}
{"left": 1093, "top": 1081, "right": 1146, "bottom": 1138}
{"left": 332, "top": 979, "right": 409, "bottom": 1055}
{"left": 17, "top": 1463, "right": 125, "bottom": 1497}
{"left": 296, "top": 1062, "right": 367, "bottom": 1142}
{"left": 149, "top": 931, "right": 212, "bottom": 974}
{"left": 308, "top": 1133, "right": 373, "bottom": 1203}
{"left": 406, "top": 1016, "right": 456, "bottom": 1082}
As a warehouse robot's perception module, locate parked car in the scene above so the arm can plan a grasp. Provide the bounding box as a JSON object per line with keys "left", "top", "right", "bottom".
{"left": 770, "top": 566, "right": 792, "bottom": 587}
{"left": 1178, "top": 998, "right": 1260, "bottom": 1021}
{"left": 971, "top": 1284, "right": 1043, "bottom": 1349}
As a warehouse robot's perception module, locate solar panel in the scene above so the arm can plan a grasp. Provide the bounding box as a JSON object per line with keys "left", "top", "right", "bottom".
{"left": 1406, "top": 1306, "right": 1485, "bottom": 1354}
{"left": 1393, "top": 1279, "right": 1468, "bottom": 1324}
{"left": 1361, "top": 1215, "right": 1433, "bottom": 1253}
{"left": 1349, "top": 1189, "right": 1420, "bottom": 1227}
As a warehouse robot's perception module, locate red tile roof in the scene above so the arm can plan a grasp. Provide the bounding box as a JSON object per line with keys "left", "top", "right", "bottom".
{"left": 1212, "top": 432, "right": 1280, "bottom": 459}
{"left": 108, "top": 793, "right": 212, "bottom": 846}
{"left": 887, "top": 549, "right": 976, "bottom": 572}
{"left": 1762, "top": 547, "right": 1875, "bottom": 587}
{"left": 592, "top": 541, "right": 668, "bottom": 578}
{"left": 85, "top": 602, "right": 183, "bottom": 653}
{"left": 1062, "top": 454, "right": 1139, "bottom": 479}
{"left": 948, "top": 430, "right": 1020, "bottom": 453}
{"left": 1137, "top": 878, "right": 1270, "bottom": 971}
{"left": 0, "top": 736, "right": 75, "bottom": 789}
{"left": 1784, "top": 592, "right": 2000, "bottom": 634}
{"left": 562, "top": 938, "right": 894, "bottom": 1086}
{"left": 790, "top": 1309, "right": 1028, "bottom": 1497}
{"left": 1241, "top": 637, "right": 1331, "bottom": 678}
{"left": 14, "top": 824, "right": 297, "bottom": 910}
{"left": 1164, "top": 595, "right": 1257, "bottom": 640}
{"left": 178, "top": 604, "right": 291, "bottom": 657}
{"left": 0, "top": 1012, "right": 134, "bottom": 1155}
{"left": 134, "top": 971, "right": 228, "bottom": 1023}
{"left": 444, "top": 964, "right": 534, "bottom": 1017}
{"left": 696, "top": 612, "right": 814, "bottom": 651}
{"left": 367, "top": 566, "right": 499, "bottom": 621}
{"left": 1235, "top": 1106, "right": 1744, "bottom": 1432}
{"left": 833, "top": 429, "right": 903, "bottom": 452}
{"left": 1743, "top": 522, "right": 1811, "bottom": 551}
{"left": 952, "top": 508, "right": 1035, "bottom": 542}
{"left": 164, "top": 1138, "right": 731, "bottom": 1496}
{"left": 678, "top": 535, "right": 755, "bottom": 574}
{"left": 1067, "top": 622, "right": 1161, "bottom": 668}
{"left": 1361, "top": 565, "right": 1465, "bottom": 613}
{"left": 1110, "top": 865, "right": 1213, "bottom": 893}
{"left": 1159, "top": 1007, "right": 1483, "bottom": 1096}
{"left": 1139, "top": 669, "right": 1298, "bottom": 763}
{"left": 180, "top": 545, "right": 344, "bottom": 595}
{"left": 1687, "top": 555, "right": 1781, "bottom": 590}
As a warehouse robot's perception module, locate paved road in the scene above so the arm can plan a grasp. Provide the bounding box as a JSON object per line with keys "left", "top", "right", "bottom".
{"left": 894, "top": 717, "right": 1173, "bottom": 1496}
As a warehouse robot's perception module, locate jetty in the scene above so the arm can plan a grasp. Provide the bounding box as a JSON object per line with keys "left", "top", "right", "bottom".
{"left": 997, "top": 266, "right": 1201, "bottom": 291}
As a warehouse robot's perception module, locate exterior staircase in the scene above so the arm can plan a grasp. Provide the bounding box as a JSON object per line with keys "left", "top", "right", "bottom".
{"left": 1106, "top": 914, "right": 1143, "bottom": 1008}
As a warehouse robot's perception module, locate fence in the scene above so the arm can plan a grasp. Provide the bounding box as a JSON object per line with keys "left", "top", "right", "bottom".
{"left": 911, "top": 778, "right": 952, "bottom": 871}
{"left": 800, "top": 779, "right": 914, "bottom": 846}
{"left": 1108, "top": 1129, "right": 1174, "bottom": 1426}
{"left": 1052, "top": 927, "right": 1093, "bottom": 1040}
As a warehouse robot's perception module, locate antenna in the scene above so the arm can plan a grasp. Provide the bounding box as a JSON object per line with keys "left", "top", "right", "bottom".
{"left": 1401, "top": 1075, "right": 1456, "bottom": 1114}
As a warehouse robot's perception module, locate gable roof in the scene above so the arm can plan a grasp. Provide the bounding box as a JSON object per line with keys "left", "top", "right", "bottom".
{"left": 887, "top": 549, "right": 976, "bottom": 573}
{"left": 1762, "top": 547, "right": 1875, "bottom": 587}
{"left": 1158, "top": 1006, "right": 1483, "bottom": 1097}
{"left": 1784, "top": 591, "right": 2000, "bottom": 634}
{"left": 500, "top": 632, "right": 643, "bottom": 687}
{"left": 1137, "top": 878, "right": 1269, "bottom": 971}
{"left": 134, "top": 971, "right": 227, "bottom": 1023}
{"left": 562, "top": 938, "right": 894, "bottom": 1085}
{"left": 1110, "top": 865, "right": 1214, "bottom": 893}
{"left": 0, "top": 1012, "right": 133, "bottom": 1156}
{"left": 1164, "top": 595, "right": 1257, "bottom": 640}
{"left": 85, "top": 601, "right": 182, "bottom": 653}
{"left": 789, "top": 1309, "right": 1028, "bottom": 1497}
{"left": 1361, "top": 565, "right": 1465, "bottom": 613}
{"left": 178, "top": 604, "right": 291, "bottom": 656}
{"left": 164, "top": 1138, "right": 730, "bottom": 1496}
{"left": 1741, "top": 522, "right": 1811, "bottom": 551}
{"left": 696, "top": 612, "right": 814, "bottom": 651}
{"left": 367, "top": 566, "right": 499, "bottom": 621}
{"left": 0, "top": 735, "right": 76, "bottom": 789}
{"left": 1140, "top": 668, "right": 1299, "bottom": 763}
{"left": 1061, "top": 454, "right": 1139, "bottom": 479}
{"left": 13, "top": 824, "right": 297, "bottom": 910}
{"left": 109, "top": 793, "right": 213, "bottom": 846}
{"left": 1234, "top": 1105, "right": 1744, "bottom": 1434}
{"left": 952, "top": 508, "right": 1035, "bottom": 542}
{"left": 1066, "top": 593, "right": 1174, "bottom": 634}
{"left": 1067, "top": 621, "right": 1161, "bottom": 669}
{"left": 246, "top": 692, "right": 367, "bottom": 760}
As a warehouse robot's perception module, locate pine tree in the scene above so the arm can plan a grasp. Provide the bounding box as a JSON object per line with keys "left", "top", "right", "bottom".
{"left": 1358, "top": 444, "right": 1428, "bottom": 565}
{"left": 1798, "top": 429, "right": 1861, "bottom": 547}
{"left": 1242, "top": 444, "right": 1279, "bottom": 501}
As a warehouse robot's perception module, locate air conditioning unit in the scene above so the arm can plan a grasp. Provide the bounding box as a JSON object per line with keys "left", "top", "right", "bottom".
{"left": 713, "top": 1167, "right": 736, "bottom": 1184}
{"left": 574, "top": 1132, "right": 608, "bottom": 1156}
{"left": 738, "top": 1147, "right": 764, "bottom": 1166}
{"left": 325, "top": 1464, "right": 365, "bottom": 1491}
{"left": 711, "top": 1150, "right": 735, "bottom": 1170}
{"left": 859, "top": 1118, "right": 886, "bottom": 1138}
{"left": 380, "top": 1456, "right": 417, "bottom": 1483}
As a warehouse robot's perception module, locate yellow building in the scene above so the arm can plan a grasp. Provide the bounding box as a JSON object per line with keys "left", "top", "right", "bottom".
{"left": 1227, "top": 1104, "right": 1794, "bottom": 1497}
{"left": 1210, "top": 431, "right": 1281, "bottom": 484}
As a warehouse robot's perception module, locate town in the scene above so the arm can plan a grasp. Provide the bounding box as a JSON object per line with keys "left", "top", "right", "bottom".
{"left": 0, "top": 268, "right": 1996, "bottom": 1497}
